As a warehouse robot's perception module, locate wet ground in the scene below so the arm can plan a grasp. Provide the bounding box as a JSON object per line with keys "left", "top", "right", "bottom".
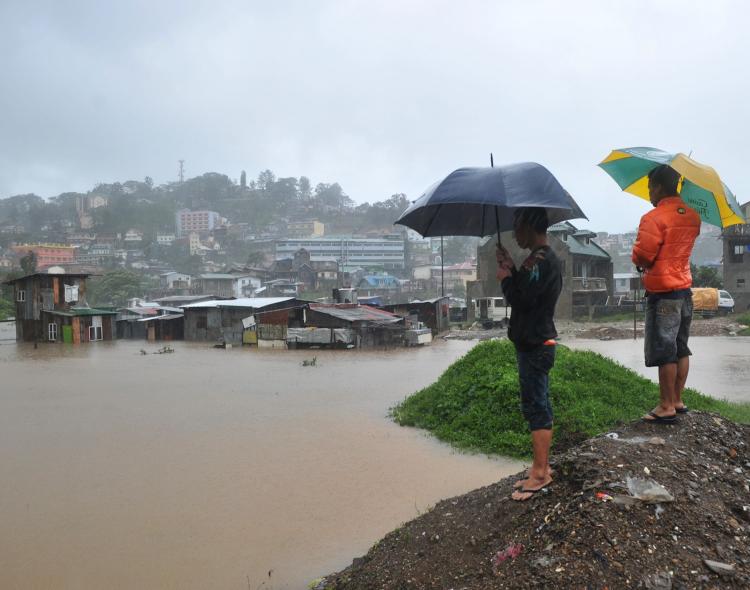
{"left": 0, "top": 339, "right": 522, "bottom": 589}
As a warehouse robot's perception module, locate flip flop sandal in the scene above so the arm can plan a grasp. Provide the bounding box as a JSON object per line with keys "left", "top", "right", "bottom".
{"left": 512, "top": 483, "right": 552, "bottom": 501}
{"left": 676, "top": 406, "right": 689, "bottom": 414}
{"left": 642, "top": 411, "right": 677, "bottom": 424}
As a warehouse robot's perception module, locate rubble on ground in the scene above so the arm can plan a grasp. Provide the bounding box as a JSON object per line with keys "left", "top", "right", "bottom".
{"left": 320, "top": 412, "right": 750, "bottom": 589}
{"left": 445, "top": 316, "right": 745, "bottom": 341}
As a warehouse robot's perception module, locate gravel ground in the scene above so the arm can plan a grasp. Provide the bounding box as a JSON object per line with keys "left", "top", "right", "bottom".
{"left": 444, "top": 316, "right": 746, "bottom": 342}
{"left": 319, "top": 412, "right": 750, "bottom": 589}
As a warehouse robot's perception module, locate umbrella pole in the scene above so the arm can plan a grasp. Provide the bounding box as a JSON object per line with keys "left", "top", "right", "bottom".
{"left": 495, "top": 207, "right": 501, "bottom": 247}
{"left": 441, "top": 236, "right": 445, "bottom": 297}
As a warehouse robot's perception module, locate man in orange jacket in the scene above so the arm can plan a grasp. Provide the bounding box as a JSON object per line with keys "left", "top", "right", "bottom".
{"left": 632, "top": 164, "right": 701, "bottom": 424}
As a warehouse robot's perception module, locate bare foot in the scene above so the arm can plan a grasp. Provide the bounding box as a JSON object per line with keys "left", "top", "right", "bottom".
{"left": 513, "top": 467, "right": 554, "bottom": 489}
{"left": 511, "top": 474, "right": 553, "bottom": 502}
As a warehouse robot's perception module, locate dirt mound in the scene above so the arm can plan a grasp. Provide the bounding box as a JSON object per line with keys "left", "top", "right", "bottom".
{"left": 320, "top": 412, "right": 750, "bottom": 588}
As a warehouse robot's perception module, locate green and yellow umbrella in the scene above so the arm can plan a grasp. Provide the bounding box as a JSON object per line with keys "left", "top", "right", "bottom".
{"left": 598, "top": 146, "right": 745, "bottom": 228}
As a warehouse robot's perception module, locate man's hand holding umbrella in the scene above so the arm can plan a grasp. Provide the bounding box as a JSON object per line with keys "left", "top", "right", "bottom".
{"left": 496, "top": 245, "right": 514, "bottom": 281}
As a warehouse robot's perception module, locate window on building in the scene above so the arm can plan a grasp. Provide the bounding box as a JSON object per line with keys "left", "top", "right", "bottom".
{"left": 17, "top": 289, "right": 25, "bottom": 302}
{"left": 48, "top": 323, "right": 58, "bottom": 342}
{"left": 738, "top": 278, "right": 746, "bottom": 290}
{"left": 730, "top": 243, "right": 745, "bottom": 263}
{"left": 196, "top": 315, "right": 207, "bottom": 329}
{"left": 89, "top": 326, "right": 103, "bottom": 341}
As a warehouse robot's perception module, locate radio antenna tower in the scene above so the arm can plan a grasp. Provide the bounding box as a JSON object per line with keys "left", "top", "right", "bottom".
{"left": 178, "top": 160, "right": 185, "bottom": 183}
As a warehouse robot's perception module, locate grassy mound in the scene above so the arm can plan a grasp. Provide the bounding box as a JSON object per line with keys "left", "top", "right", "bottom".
{"left": 392, "top": 340, "right": 750, "bottom": 459}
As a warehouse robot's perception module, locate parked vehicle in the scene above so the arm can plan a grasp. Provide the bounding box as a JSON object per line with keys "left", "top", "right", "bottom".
{"left": 691, "top": 287, "right": 734, "bottom": 316}
{"left": 475, "top": 296, "right": 510, "bottom": 327}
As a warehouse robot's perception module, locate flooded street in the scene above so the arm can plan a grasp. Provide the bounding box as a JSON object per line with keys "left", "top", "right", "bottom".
{"left": 0, "top": 339, "right": 521, "bottom": 589}
{"left": 568, "top": 336, "right": 750, "bottom": 403}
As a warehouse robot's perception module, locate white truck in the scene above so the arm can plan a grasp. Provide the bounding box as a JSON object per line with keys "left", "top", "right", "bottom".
{"left": 691, "top": 288, "right": 735, "bottom": 316}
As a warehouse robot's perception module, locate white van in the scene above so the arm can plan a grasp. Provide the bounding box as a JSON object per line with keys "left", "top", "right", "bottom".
{"left": 718, "top": 290, "right": 735, "bottom": 314}
{"left": 476, "top": 297, "right": 510, "bottom": 326}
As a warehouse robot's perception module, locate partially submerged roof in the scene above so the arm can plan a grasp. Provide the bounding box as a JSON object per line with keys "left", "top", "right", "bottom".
{"left": 153, "top": 295, "right": 216, "bottom": 304}
{"left": 308, "top": 304, "right": 402, "bottom": 324}
{"left": 137, "top": 313, "right": 184, "bottom": 322}
{"left": 388, "top": 297, "right": 448, "bottom": 305}
{"left": 181, "top": 297, "right": 295, "bottom": 309}
{"left": 46, "top": 307, "right": 118, "bottom": 317}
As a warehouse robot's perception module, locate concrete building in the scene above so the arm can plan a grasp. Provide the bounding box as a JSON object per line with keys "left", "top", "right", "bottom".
{"left": 123, "top": 229, "right": 144, "bottom": 243}
{"left": 468, "top": 221, "right": 613, "bottom": 320}
{"left": 613, "top": 272, "right": 640, "bottom": 296}
{"left": 192, "top": 273, "right": 261, "bottom": 298}
{"left": 156, "top": 233, "right": 176, "bottom": 246}
{"left": 275, "top": 236, "right": 405, "bottom": 270}
{"left": 160, "top": 272, "right": 192, "bottom": 290}
{"left": 287, "top": 220, "right": 325, "bottom": 238}
{"left": 176, "top": 209, "right": 222, "bottom": 237}
{"left": 722, "top": 201, "right": 750, "bottom": 311}
{"left": 11, "top": 243, "right": 77, "bottom": 269}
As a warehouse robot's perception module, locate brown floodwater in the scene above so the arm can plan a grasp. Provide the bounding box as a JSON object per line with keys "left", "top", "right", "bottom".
{"left": 568, "top": 336, "right": 750, "bottom": 403}
{"left": 0, "top": 338, "right": 522, "bottom": 589}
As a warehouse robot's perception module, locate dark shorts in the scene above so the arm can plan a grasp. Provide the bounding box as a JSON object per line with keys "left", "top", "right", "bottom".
{"left": 644, "top": 291, "right": 693, "bottom": 367}
{"left": 516, "top": 344, "right": 556, "bottom": 431}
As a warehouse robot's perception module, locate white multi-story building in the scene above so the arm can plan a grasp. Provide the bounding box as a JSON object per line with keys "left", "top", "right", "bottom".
{"left": 275, "top": 237, "right": 405, "bottom": 270}
{"left": 156, "top": 233, "right": 176, "bottom": 246}
{"left": 176, "top": 209, "right": 222, "bottom": 237}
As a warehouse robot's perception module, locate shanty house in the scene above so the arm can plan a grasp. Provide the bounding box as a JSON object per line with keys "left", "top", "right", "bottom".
{"left": 382, "top": 297, "right": 450, "bottom": 335}
{"left": 3, "top": 270, "right": 117, "bottom": 343}
{"left": 304, "top": 303, "right": 405, "bottom": 347}
{"left": 181, "top": 297, "right": 305, "bottom": 344}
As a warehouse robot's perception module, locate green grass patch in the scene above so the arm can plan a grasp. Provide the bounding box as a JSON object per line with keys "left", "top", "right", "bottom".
{"left": 735, "top": 312, "right": 750, "bottom": 326}
{"left": 392, "top": 340, "right": 750, "bottom": 459}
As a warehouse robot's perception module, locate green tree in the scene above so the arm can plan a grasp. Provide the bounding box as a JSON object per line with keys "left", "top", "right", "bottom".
{"left": 20, "top": 251, "right": 37, "bottom": 274}
{"left": 690, "top": 263, "right": 722, "bottom": 288}
{"left": 87, "top": 270, "right": 144, "bottom": 307}
{"left": 298, "top": 176, "right": 312, "bottom": 201}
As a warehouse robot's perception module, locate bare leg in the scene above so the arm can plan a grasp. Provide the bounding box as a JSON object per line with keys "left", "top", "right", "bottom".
{"left": 643, "top": 363, "right": 677, "bottom": 419}
{"left": 512, "top": 429, "right": 553, "bottom": 501}
{"left": 674, "top": 356, "right": 689, "bottom": 409}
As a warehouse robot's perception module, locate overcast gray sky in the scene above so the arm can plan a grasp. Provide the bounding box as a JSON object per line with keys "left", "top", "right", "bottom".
{"left": 1, "top": 0, "right": 747, "bottom": 232}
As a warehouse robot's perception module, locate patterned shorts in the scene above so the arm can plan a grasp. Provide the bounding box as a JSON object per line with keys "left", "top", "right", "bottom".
{"left": 644, "top": 293, "right": 693, "bottom": 367}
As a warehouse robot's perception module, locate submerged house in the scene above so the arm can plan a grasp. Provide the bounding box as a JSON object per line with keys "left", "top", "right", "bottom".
{"left": 303, "top": 303, "right": 405, "bottom": 347}
{"left": 181, "top": 297, "right": 305, "bottom": 345}
{"left": 382, "top": 297, "right": 450, "bottom": 335}
{"left": 3, "top": 270, "right": 117, "bottom": 343}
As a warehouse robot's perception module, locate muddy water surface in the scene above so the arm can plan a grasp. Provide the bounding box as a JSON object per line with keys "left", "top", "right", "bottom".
{"left": 569, "top": 336, "right": 750, "bottom": 403}
{"left": 0, "top": 339, "right": 521, "bottom": 589}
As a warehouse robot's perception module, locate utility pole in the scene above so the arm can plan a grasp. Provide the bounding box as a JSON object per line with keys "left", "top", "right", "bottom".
{"left": 178, "top": 160, "right": 185, "bottom": 183}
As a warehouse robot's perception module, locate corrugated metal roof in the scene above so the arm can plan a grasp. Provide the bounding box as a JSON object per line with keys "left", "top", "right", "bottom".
{"left": 308, "top": 304, "right": 402, "bottom": 324}
{"left": 46, "top": 307, "right": 118, "bottom": 317}
{"left": 197, "top": 273, "right": 239, "bottom": 280}
{"left": 137, "top": 314, "right": 184, "bottom": 322}
{"left": 181, "top": 297, "right": 294, "bottom": 309}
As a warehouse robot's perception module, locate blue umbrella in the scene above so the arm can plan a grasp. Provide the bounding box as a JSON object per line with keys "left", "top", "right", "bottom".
{"left": 394, "top": 162, "right": 587, "bottom": 238}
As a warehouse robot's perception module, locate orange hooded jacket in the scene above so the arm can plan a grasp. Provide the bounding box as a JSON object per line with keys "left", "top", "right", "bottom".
{"left": 631, "top": 196, "right": 701, "bottom": 293}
